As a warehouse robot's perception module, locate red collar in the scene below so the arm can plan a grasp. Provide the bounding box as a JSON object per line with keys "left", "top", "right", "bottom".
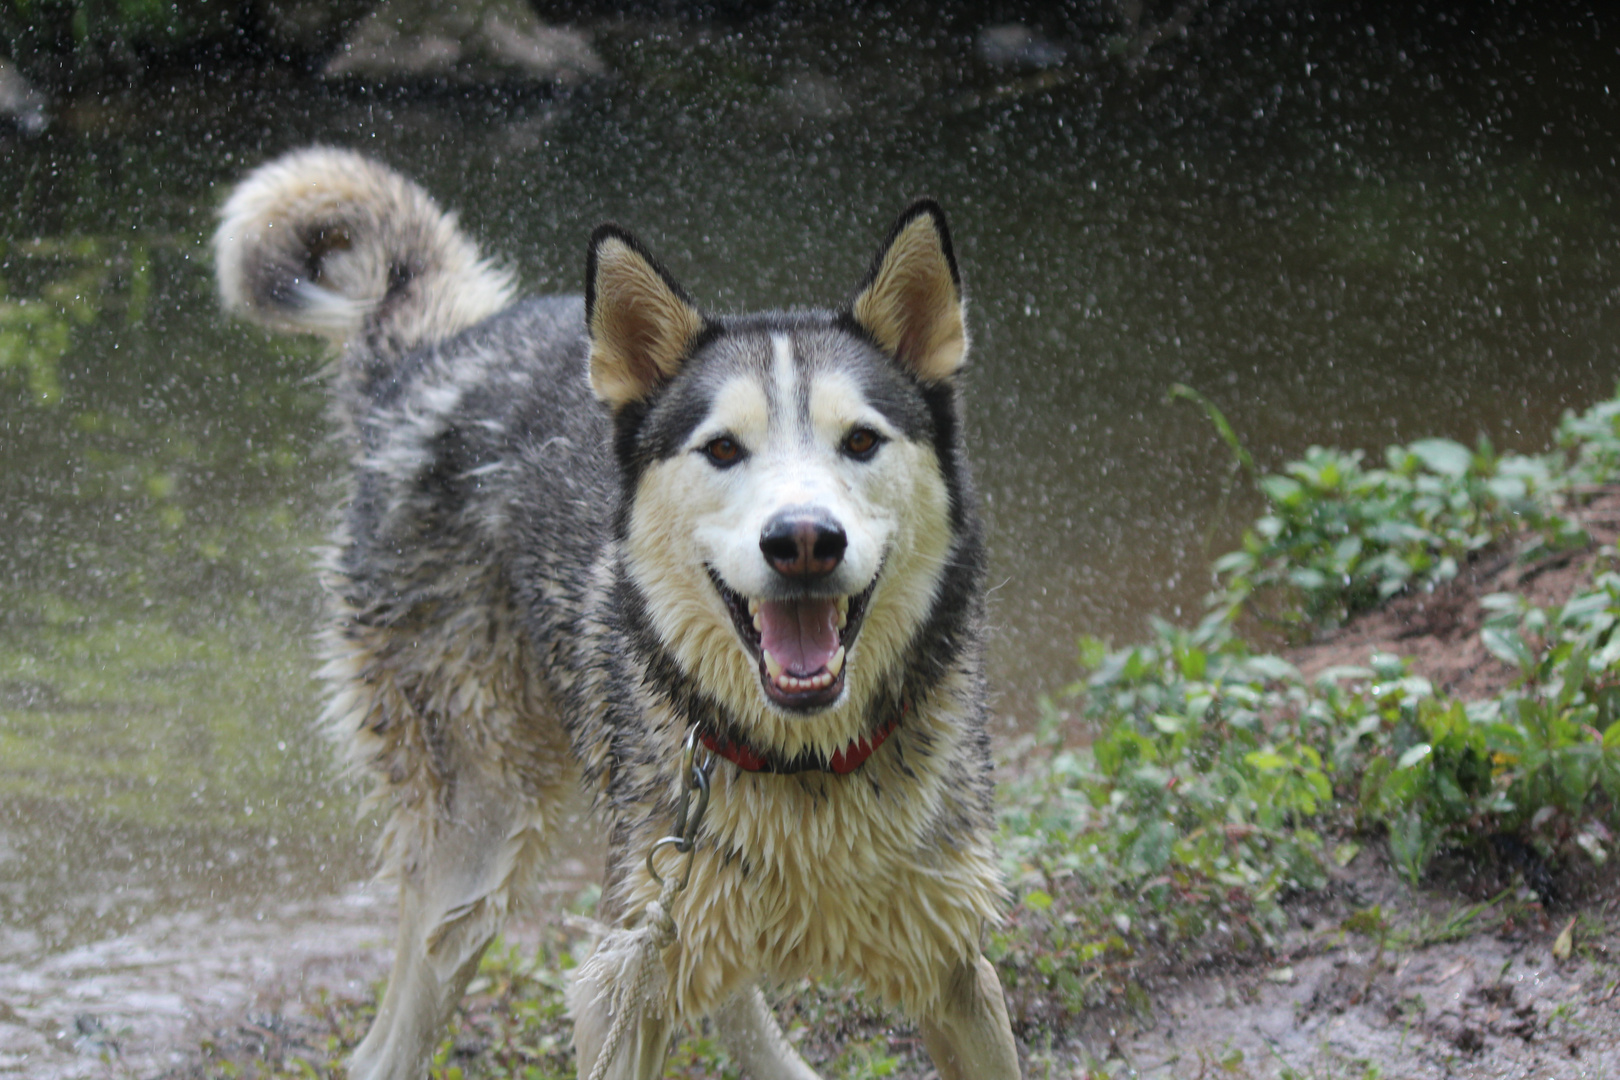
{"left": 699, "top": 699, "right": 908, "bottom": 776}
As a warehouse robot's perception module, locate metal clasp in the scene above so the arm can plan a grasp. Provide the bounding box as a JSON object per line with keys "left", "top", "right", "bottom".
{"left": 646, "top": 728, "right": 716, "bottom": 892}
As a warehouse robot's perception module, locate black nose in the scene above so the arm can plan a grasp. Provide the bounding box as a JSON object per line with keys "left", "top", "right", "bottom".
{"left": 760, "top": 509, "right": 847, "bottom": 579}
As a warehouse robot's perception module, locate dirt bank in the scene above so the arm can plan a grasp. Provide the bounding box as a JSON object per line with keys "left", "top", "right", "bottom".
{"left": 1080, "top": 488, "right": 1620, "bottom": 1079}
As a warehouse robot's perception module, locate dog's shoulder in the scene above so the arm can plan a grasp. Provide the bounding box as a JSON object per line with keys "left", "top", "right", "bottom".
{"left": 340, "top": 293, "right": 615, "bottom": 607}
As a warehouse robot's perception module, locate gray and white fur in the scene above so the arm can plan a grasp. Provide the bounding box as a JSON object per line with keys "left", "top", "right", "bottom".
{"left": 215, "top": 145, "right": 1019, "bottom": 1080}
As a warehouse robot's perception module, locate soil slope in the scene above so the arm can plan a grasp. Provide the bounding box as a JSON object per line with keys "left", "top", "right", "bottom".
{"left": 1087, "top": 489, "right": 1620, "bottom": 1079}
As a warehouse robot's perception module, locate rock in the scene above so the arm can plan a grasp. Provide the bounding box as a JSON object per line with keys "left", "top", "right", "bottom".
{"left": 976, "top": 23, "right": 1067, "bottom": 71}
{"left": 0, "top": 56, "right": 48, "bottom": 135}
{"left": 322, "top": 0, "right": 604, "bottom": 86}
{"left": 257, "top": 0, "right": 377, "bottom": 62}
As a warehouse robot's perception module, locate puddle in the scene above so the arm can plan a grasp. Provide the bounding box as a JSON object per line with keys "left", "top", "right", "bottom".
{"left": 0, "top": 882, "right": 392, "bottom": 1078}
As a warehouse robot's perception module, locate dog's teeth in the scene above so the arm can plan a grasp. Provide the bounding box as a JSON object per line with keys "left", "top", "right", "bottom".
{"left": 782, "top": 672, "right": 829, "bottom": 691}
{"left": 763, "top": 649, "right": 784, "bottom": 680}
{"left": 747, "top": 598, "right": 761, "bottom": 617}
{"left": 827, "top": 645, "right": 845, "bottom": 678}
{"left": 752, "top": 610, "right": 763, "bottom": 633}
{"left": 836, "top": 597, "right": 849, "bottom": 629}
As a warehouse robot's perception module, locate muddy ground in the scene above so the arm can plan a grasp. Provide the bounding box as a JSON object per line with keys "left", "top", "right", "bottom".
{"left": 102, "top": 869, "right": 1620, "bottom": 1080}
{"left": 0, "top": 883, "right": 394, "bottom": 1079}
{"left": 1094, "top": 856, "right": 1620, "bottom": 1079}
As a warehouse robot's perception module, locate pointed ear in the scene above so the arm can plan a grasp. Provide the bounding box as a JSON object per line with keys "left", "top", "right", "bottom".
{"left": 847, "top": 200, "right": 967, "bottom": 383}
{"left": 585, "top": 226, "right": 707, "bottom": 410}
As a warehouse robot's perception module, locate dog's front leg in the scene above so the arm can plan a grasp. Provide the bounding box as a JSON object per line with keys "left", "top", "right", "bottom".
{"left": 349, "top": 762, "right": 550, "bottom": 1080}
{"left": 716, "top": 985, "right": 822, "bottom": 1080}
{"left": 918, "top": 953, "right": 1021, "bottom": 1080}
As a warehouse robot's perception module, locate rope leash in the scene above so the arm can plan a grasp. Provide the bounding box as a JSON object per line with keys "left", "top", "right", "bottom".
{"left": 585, "top": 731, "right": 714, "bottom": 1080}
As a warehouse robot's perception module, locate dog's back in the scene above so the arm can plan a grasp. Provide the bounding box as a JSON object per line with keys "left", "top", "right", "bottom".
{"left": 218, "top": 148, "right": 603, "bottom": 1077}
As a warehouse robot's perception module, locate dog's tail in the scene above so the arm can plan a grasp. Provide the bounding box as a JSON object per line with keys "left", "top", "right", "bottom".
{"left": 215, "top": 146, "right": 515, "bottom": 371}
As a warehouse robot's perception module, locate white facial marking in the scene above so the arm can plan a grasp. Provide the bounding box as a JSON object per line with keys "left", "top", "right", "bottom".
{"left": 770, "top": 333, "right": 797, "bottom": 427}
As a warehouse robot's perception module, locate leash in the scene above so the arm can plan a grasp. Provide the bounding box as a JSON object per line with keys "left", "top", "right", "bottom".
{"left": 584, "top": 731, "right": 714, "bottom": 1080}
{"left": 645, "top": 731, "right": 716, "bottom": 889}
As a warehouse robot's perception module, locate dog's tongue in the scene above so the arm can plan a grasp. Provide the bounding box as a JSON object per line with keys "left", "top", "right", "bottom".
{"left": 758, "top": 598, "right": 841, "bottom": 675}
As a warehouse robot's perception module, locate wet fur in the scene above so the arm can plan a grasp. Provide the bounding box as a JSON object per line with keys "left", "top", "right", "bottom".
{"left": 215, "top": 146, "right": 1017, "bottom": 1080}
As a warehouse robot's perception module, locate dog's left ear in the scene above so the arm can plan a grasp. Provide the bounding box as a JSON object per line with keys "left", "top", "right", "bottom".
{"left": 586, "top": 225, "right": 708, "bottom": 411}
{"left": 847, "top": 199, "right": 967, "bottom": 383}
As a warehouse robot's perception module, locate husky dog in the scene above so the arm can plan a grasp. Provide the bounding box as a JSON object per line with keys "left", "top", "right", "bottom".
{"left": 215, "top": 147, "right": 1019, "bottom": 1080}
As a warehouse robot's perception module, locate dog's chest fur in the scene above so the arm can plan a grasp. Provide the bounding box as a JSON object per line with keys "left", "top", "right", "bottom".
{"left": 594, "top": 668, "right": 1002, "bottom": 1017}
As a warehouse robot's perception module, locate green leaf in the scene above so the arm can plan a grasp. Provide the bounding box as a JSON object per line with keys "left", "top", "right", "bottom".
{"left": 1245, "top": 751, "right": 1289, "bottom": 772}
{"left": 1289, "top": 567, "right": 1330, "bottom": 591}
{"left": 1360, "top": 755, "right": 1393, "bottom": 812}
{"left": 1389, "top": 810, "right": 1440, "bottom": 886}
{"left": 1397, "top": 743, "right": 1434, "bottom": 769}
{"left": 1260, "top": 474, "right": 1304, "bottom": 507}
{"left": 1555, "top": 646, "right": 1591, "bottom": 713}
{"left": 1558, "top": 592, "right": 1613, "bottom": 624}
{"left": 1175, "top": 646, "right": 1208, "bottom": 680}
{"left": 1169, "top": 384, "right": 1257, "bottom": 479}
{"left": 1128, "top": 820, "right": 1176, "bottom": 874}
{"left": 1150, "top": 714, "right": 1185, "bottom": 735}
{"left": 1078, "top": 635, "right": 1110, "bottom": 670}
{"left": 1482, "top": 627, "right": 1535, "bottom": 672}
{"left": 1242, "top": 654, "right": 1301, "bottom": 682}
{"left": 1604, "top": 720, "right": 1620, "bottom": 751}
{"left": 1408, "top": 438, "right": 1475, "bottom": 478}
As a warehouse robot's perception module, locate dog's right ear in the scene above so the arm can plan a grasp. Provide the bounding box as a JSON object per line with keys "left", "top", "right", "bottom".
{"left": 586, "top": 226, "right": 707, "bottom": 411}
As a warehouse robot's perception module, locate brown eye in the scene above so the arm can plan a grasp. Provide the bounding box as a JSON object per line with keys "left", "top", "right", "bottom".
{"left": 703, "top": 436, "right": 743, "bottom": 466}
{"left": 843, "top": 428, "right": 882, "bottom": 460}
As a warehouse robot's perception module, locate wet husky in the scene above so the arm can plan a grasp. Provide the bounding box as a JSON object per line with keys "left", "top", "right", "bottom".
{"left": 215, "top": 147, "right": 1019, "bottom": 1080}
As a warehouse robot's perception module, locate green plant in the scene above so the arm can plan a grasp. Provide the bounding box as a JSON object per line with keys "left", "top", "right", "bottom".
{"left": 994, "top": 388, "right": 1620, "bottom": 1023}
{"left": 828, "top": 1039, "right": 902, "bottom": 1079}
{"left": 1181, "top": 388, "right": 1619, "bottom": 636}
{"left": 992, "top": 614, "right": 1340, "bottom": 1018}
{"left": 1209, "top": 437, "right": 1582, "bottom": 634}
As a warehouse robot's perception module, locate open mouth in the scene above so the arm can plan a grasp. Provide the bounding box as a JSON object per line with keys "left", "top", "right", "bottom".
{"left": 709, "top": 568, "right": 876, "bottom": 711}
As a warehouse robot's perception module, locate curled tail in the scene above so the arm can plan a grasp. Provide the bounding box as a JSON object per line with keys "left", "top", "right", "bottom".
{"left": 215, "top": 146, "right": 515, "bottom": 372}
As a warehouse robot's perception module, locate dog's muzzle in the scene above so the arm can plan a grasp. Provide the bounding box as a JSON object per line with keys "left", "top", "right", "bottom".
{"left": 710, "top": 508, "right": 876, "bottom": 712}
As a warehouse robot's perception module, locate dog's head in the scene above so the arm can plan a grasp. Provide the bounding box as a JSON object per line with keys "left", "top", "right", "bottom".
{"left": 587, "top": 203, "right": 974, "bottom": 755}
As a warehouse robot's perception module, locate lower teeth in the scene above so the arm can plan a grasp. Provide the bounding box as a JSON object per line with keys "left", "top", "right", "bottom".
{"left": 774, "top": 670, "right": 835, "bottom": 692}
